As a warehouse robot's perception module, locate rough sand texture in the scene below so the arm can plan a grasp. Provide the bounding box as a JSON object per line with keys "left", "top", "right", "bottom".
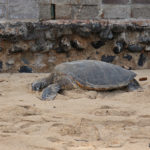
{"left": 0, "top": 70, "right": 150, "bottom": 150}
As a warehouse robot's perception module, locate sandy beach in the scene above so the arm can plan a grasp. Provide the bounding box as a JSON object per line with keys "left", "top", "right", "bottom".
{"left": 0, "top": 70, "right": 150, "bottom": 150}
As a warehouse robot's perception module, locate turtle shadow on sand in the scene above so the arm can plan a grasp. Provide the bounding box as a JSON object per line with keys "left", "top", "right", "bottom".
{"left": 32, "top": 60, "right": 141, "bottom": 100}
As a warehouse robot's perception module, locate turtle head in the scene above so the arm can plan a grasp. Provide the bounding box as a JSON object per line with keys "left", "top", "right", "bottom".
{"left": 32, "top": 81, "right": 47, "bottom": 91}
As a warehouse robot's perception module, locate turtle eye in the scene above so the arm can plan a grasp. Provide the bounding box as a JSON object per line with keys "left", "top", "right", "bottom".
{"left": 32, "top": 82, "right": 42, "bottom": 91}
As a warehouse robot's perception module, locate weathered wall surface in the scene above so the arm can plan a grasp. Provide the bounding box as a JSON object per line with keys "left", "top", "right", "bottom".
{"left": 0, "top": 0, "right": 150, "bottom": 20}
{"left": 0, "top": 20, "right": 150, "bottom": 73}
{"left": 0, "top": 0, "right": 39, "bottom": 20}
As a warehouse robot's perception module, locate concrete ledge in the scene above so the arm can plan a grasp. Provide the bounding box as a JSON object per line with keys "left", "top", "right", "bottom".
{"left": 1, "top": 19, "right": 150, "bottom": 26}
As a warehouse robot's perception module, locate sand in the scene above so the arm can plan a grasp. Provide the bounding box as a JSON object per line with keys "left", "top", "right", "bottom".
{"left": 0, "top": 70, "right": 150, "bottom": 150}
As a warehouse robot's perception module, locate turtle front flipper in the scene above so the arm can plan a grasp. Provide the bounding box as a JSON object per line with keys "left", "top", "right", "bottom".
{"left": 127, "top": 79, "right": 141, "bottom": 91}
{"left": 32, "top": 74, "right": 54, "bottom": 91}
{"left": 42, "top": 84, "right": 61, "bottom": 100}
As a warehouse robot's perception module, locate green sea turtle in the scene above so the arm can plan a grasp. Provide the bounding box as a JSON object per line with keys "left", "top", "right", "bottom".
{"left": 32, "top": 60, "right": 140, "bottom": 100}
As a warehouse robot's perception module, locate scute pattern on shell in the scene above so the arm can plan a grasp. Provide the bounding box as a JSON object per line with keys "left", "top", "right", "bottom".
{"left": 54, "top": 60, "right": 136, "bottom": 90}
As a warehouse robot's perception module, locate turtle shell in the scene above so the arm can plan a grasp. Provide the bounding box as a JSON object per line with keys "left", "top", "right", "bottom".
{"left": 54, "top": 60, "right": 136, "bottom": 90}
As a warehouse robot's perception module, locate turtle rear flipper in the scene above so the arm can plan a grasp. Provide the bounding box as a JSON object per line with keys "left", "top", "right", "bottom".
{"left": 42, "top": 84, "right": 61, "bottom": 100}
{"left": 127, "top": 79, "right": 141, "bottom": 91}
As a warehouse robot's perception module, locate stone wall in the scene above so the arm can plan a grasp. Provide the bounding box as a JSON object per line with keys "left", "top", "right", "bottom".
{"left": 0, "top": 1, "right": 150, "bottom": 73}
{"left": 0, "top": 20, "right": 150, "bottom": 73}
{"left": 0, "top": 0, "right": 150, "bottom": 20}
